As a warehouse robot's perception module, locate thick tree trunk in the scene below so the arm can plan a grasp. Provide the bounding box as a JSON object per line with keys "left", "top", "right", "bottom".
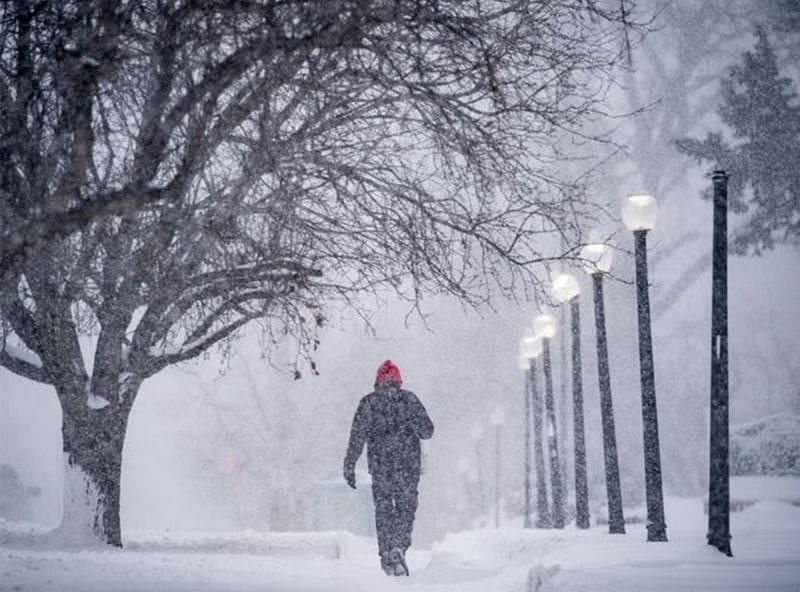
{"left": 56, "top": 385, "right": 132, "bottom": 547}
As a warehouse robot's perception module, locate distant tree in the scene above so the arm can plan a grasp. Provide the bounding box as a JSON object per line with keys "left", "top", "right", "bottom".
{"left": 676, "top": 28, "right": 800, "bottom": 256}
{"left": 0, "top": 1, "right": 638, "bottom": 546}
{"left": 596, "top": 1, "right": 800, "bottom": 318}
{"left": 0, "top": 464, "right": 40, "bottom": 522}
{"left": 730, "top": 415, "right": 800, "bottom": 477}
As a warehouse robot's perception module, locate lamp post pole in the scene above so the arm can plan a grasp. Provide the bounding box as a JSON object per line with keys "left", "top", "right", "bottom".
{"left": 491, "top": 407, "right": 504, "bottom": 529}
{"left": 582, "top": 243, "right": 625, "bottom": 535}
{"left": 570, "top": 296, "right": 590, "bottom": 529}
{"left": 552, "top": 273, "right": 590, "bottom": 530}
{"left": 471, "top": 423, "right": 487, "bottom": 514}
{"left": 457, "top": 458, "right": 474, "bottom": 518}
{"left": 530, "top": 359, "right": 551, "bottom": 528}
{"left": 592, "top": 273, "right": 626, "bottom": 534}
{"left": 708, "top": 170, "right": 732, "bottom": 556}
{"left": 495, "top": 424, "right": 501, "bottom": 529}
{"left": 632, "top": 228, "right": 668, "bottom": 543}
{"left": 542, "top": 336, "right": 565, "bottom": 529}
{"left": 523, "top": 365, "right": 533, "bottom": 528}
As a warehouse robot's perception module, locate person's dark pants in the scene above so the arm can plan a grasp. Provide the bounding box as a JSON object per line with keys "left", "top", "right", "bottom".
{"left": 371, "top": 471, "right": 419, "bottom": 559}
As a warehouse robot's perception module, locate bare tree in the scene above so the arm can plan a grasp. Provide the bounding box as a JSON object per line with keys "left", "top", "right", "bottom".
{"left": 0, "top": 0, "right": 636, "bottom": 546}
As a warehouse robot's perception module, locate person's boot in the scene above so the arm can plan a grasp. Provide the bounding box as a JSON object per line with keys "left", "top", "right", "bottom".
{"left": 389, "top": 547, "right": 409, "bottom": 576}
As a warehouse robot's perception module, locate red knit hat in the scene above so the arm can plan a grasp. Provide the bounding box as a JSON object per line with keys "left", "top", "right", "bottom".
{"left": 374, "top": 359, "right": 403, "bottom": 387}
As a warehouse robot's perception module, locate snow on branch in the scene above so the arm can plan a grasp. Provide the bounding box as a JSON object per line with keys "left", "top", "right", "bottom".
{"left": 143, "top": 313, "right": 259, "bottom": 376}
{"left": 87, "top": 392, "right": 111, "bottom": 410}
{"left": 0, "top": 343, "right": 49, "bottom": 384}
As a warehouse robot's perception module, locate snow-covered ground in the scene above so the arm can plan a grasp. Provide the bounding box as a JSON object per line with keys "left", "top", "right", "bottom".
{"left": 2, "top": 497, "right": 799, "bottom": 592}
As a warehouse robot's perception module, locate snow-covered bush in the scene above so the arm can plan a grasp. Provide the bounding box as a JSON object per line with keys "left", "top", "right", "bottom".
{"left": 730, "top": 415, "right": 800, "bottom": 477}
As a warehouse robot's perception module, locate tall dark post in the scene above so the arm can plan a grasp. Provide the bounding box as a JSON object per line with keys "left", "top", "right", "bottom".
{"left": 542, "top": 338, "right": 565, "bottom": 529}
{"left": 523, "top": 368, "right": 533, "bottom": 528}
{"left": 591, "top": 274, "right": 625, "bottom": 534}
{"left": 558, "top": 306, "right": 570, "bottom": 512}
{"left": 708, "top": 170, "right": 732, "bottom": 556}
{"left": 633, "top": 230, "right": 668, "bottom": 543}
{"left": 570, "top": 298, "right": 590, "bottom": 529}
{"left": 530, "top": 360, "right": 551, "bottom": 528}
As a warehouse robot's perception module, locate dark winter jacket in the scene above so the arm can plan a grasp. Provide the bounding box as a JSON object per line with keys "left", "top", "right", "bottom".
{"left": 343, "top": 382, "right": 434, "bottom": 479}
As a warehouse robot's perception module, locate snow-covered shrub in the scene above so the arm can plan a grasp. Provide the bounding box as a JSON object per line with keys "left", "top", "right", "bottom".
{"left": 730, "top": 415, "right": 800, "bottom": 477}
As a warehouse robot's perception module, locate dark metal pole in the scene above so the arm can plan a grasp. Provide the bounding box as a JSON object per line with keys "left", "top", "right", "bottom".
{"left": 592, "top": 273, "right": 625, "bottom": 534}
{"left": 708, "top": 170, "right": 732, "bottom": 556}
{"left": 558, "top": 306, "right": 570, "bottom": 513}
{"left": 633, "top": 229, "right": 668, "bottom": 543}
{"left": 542, "top": 338, "right": 565, "bottom": 529}
{"left": 524, "top": 368, "right": 533, "bottom": 528}
{"left": 530, "top": 360, "right": 551, "bottom": 528}
{"left": 571, "top": 297, "right": 590, "bottom": 529}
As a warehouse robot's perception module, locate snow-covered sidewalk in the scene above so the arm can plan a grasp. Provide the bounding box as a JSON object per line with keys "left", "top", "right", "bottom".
{"left": 2, "top": 498, "right": 799, "bottom": 591}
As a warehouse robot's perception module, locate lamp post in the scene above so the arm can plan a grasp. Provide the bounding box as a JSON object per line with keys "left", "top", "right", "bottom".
{"left": 580, "top": 242, "right": 625, "bottom": 534}
{"left": 518, "top": 352, "right": 533, "bottom": 528}
{"left": 470, "top": 422, "right": 487, "bottom": 514}
{"left": 517, "top": 348, "right": 534, "bottom": 527}
{"left": 707, "top": 171, "right": 732, "bottom": 557}
{"left": 623, "top": 194, "right": 667, "bottom": 543}
{"left": 457, "top": 457, "right": 474, "bottom": 518}
{"left": 553, "top": 273, "right": 590, "bottom": 529}
{"left": 490, "top": 406, "right": 505, "bottom": 529}
{"left": 534, "top": 313, "right": 565, "bottom": 529}
{"left": 521, "top": 336, "right": 550, "bottom": 528}
{"left": 517, "top": 352, "right": 534, "bottom": 529}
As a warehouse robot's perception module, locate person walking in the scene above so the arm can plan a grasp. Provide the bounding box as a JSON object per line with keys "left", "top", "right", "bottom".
{"left": 343, "top": 359, "right": 434, "bottom": 576}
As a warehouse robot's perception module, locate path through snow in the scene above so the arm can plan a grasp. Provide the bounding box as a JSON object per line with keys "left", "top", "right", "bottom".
{"left": 2, "top": 498, "right": 799, "bottom": 591}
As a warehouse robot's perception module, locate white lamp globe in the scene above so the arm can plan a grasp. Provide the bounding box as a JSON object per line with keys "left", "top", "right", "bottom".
{"left": 579, "top": 243, "right": 614, "bottom": 275}
{"left": 519, "top": 334, "right": 543, "bottom": 360}
{"left": 533, "top": 313, "right": 557, "bottom": 339}
{"left": 622, "top": 194, "right": 658, "bottom": 231}
{"left": 552, "top": 273, "right": 581, "bottom": 303}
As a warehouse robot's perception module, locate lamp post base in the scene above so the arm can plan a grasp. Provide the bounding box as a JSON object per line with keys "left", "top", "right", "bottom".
{"left": 647, "top": 523, "right": 668, "bottom": 543}
{"left": 707, "top": 533, "right": 732, "bottom": 557}
{"left": 609, "top": 522, "right": 625, "bottom": 535}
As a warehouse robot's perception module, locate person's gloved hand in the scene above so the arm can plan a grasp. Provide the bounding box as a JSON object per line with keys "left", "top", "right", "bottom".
{"left": 344, "top": 467, "right": 356, "bottom": 489}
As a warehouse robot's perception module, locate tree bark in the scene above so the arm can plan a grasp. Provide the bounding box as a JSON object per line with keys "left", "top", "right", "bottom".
{"left": 57, "top": 384, "right": 132, "bottom": 547}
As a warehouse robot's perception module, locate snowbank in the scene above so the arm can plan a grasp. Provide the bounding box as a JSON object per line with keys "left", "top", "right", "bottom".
{"left": 125, "top": 529, "right": 353, "bottom": 559}
{"left": 730, "top": 476, "right": 800, "bottom": 504}
{"left": 1, "top": 521, "right": 353, "bottom": 559}
{"left": 1, "top": 498, "right": 799, "bottom": 591}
